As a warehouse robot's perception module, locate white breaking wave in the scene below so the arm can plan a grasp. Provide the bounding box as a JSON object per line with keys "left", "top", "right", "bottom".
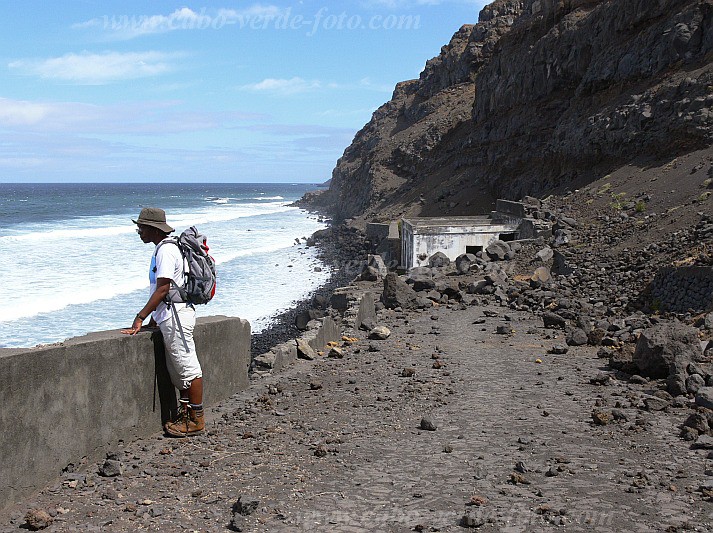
{"left": 0, "top": 189, "right": 328, "bottom": 347}
{"left": 0, "top": 275, "right": 148, "bottom": 322}
{"left": 0, "top": 202, "right": 292, "bottom": 242}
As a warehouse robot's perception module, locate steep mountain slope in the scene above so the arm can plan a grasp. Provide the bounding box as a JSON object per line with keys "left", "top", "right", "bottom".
{"left": 309, "top": 0, "right": 713, "bottom": 226}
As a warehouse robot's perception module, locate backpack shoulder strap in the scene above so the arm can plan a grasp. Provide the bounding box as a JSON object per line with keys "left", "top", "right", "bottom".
{"left": 155, "top": 236, "right": 179, "bottom": 254}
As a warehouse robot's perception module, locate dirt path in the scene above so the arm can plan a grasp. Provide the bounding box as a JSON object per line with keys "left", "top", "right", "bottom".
{"left": 5, "top": 299, "right": 713, "bottom": 532}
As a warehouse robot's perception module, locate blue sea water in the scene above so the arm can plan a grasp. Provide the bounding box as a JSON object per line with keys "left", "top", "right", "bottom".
{"left": 0, "top": 183, "right": 329, "bottom": 348}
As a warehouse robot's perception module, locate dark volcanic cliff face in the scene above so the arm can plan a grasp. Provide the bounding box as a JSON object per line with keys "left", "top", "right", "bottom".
{"left": 316, "top": 0, "right": 713, "bottom": 224}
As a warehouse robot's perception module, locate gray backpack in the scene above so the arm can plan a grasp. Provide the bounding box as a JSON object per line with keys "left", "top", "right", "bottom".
{"left": 156, "top": 227, "right": 216, "bottom": 353}
{"left": 158, "top": 226, "right": 217, "bottom": 306}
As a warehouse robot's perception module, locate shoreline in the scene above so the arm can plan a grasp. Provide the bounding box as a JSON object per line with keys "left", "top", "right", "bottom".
{"left": 249, "top": 218, "right": 367, "bottom": 358}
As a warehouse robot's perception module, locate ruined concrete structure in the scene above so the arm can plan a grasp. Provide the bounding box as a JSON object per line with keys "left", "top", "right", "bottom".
{"left": 400, "top": 198, "right": 552, "bottom": 268}
{"left": 401, "top": 216, "right": 517, "bottom": 269}
{"left": 365, "top": 220, "right": 401, "bottom": 268}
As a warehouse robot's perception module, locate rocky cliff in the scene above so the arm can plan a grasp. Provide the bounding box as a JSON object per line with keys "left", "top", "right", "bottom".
{"left": 309, "top": 0, "right": 713, "bottom": 225}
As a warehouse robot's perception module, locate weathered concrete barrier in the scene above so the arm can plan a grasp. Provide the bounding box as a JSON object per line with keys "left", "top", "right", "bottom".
{"left": 253, "top": 316, "right": 341, "bottom": 372}
{"left": 0, "top": 315, "right": 250, "bottom": 512}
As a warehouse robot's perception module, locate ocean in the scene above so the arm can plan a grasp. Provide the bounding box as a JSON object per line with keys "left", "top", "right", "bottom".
{"left": 0, "top": 183, "right": 330, "bottom": 349}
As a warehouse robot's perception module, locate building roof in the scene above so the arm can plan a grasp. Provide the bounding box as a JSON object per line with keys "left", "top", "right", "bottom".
{"left": 402, "top": 216, "right": 494, "bottom": 227}
{"left": 402, "top": 216, "right": 519, "bottom": 235}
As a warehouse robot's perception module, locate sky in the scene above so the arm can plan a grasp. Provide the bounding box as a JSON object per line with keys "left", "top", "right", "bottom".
{"left": 0, "top": 0, "right": 487, "bottom": 183}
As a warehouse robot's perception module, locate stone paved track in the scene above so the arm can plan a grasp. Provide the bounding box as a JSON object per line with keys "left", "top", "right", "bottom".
{"left": 4, "top": 300, "right": 712, "bottom": 532}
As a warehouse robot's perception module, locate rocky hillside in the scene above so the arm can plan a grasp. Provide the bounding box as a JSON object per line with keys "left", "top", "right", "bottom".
{"left": 307, "top": 0, "right": 713, "bottom": 226}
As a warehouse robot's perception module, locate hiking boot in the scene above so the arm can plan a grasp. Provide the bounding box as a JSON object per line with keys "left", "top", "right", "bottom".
{"left": 164, "top": 404, "right": 204, "bottom": 437}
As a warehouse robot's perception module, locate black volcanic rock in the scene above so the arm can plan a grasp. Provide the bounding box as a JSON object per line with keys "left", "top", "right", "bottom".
{"left": 303, "top": 0, "right": 713, "bottom": 225}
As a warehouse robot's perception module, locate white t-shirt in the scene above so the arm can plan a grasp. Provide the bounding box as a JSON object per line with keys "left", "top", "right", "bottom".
{"left": 150, "top": 238, "right": 186, "bottom": 324}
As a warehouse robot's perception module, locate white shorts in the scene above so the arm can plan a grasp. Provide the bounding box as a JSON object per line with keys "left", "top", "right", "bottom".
{"left": 158, "top": 305, "right": 202, "bottom": 390}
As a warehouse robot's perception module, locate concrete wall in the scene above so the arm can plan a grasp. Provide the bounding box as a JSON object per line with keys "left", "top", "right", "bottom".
{"left": 252, "top": 316, "right": 341, "bottom": 372}
{"left": 367, "top": 222, "right": 401, "bottom": 267}
{"left": 402, "top": 220, "right": 518, "bottom": 268}
{"left": 365, "top": 222, "right": 390, "bottom": 242}
{"left": 0, "top": 315, "right": 250, "bottom": 512}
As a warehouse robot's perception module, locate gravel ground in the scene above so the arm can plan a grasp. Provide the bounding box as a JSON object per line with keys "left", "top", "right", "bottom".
{"left": 6, "top": 293, "right": 712, "bottom": 532}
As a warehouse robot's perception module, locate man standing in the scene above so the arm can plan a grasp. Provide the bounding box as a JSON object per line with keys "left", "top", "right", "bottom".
{"left": 122, "top": 207, "right": 204, "bottom": 437}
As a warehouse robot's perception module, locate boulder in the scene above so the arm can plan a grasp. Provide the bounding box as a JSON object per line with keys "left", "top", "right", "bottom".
{"left": 455, "top": 253, "right": 477, "bottom": 274}
{"left": 550, "top": 344, "right": 568, "bottom": 354}
{"left": 327, "top": 346, "right": 344, "bottom": 358}
{"left": 24, "top": 510, "right": 53, "bottom": 531}
{"left": 686, "top": 374, "right": 706, "bottom": 394}
{"left": 667, "top": 374, "right": 688, "bottom": 397}
{"left": 425, "top": 289, "right": 441, "bottom": 301}
{"left": 435, "top": 279, "right": 461, "bottom": 300}
{"left": 295, "top": 310, "right": 311, "bottom": 330}
{"left": 683, "top": 412, "right": 709, "bottom": 433}
{"left": 295, "top": 309, "right": 325, "bottom": 330}
{"left": 253, "top": 351, "right": 276, "bottom": 370}
{"left": 409, "top": 266, "right": 433, "bottom": 277}
{"left": 542, "top": 311, "right": 567, "bottom": 329}
{"left": 609, "top": 348, "right": 635, "bottom": 372}
{"left": 643, "top": 395, "right": 670, "bottom": 411}
{"left": 486, "top": 240, "right": 511, "bottom": 261}
{"left": 588, "top": 328, "right": 607, "bottom": 346}
{"left": 531, "top": 266, "right": 551, "bottom": 285}
{"left": 535, "top": 246, "right": 553, "bottom": 262}
{"left": 693, "top": 434, "right": 713, "bottom": 450}
{"left": 99, "top": 459, "right": 123, "bottom": 477}
{"left": 296, "top": 338, "right": 316, "bottom": 360}
{"left": 311, "top": 294, "right": 329, "bottom": 309}
{"left": 415, "top": 296, "right": 435, "bottom": 309}
{"left": 368, "top": 326, "right": 391, "bottom": 340}
{"left": 566, "top": 328, "right": 589, "bottom": 346}
{"left": 382, "top": 272, "right": 419, "bottom": 310}
{"left": 420, "top": 416, "right": 437, "bottom": 431}
{"left": 330, "top": 290, "right": 350, "bottom": 313}
{"left": 428, "top": 251, "right": 450, "bottom": 268}
{"left": 467, "top": 279, "right": 491, "bottom": 294}
{"left": 367, "top": 254, "right": 388, "bottom": 277}
{"left": 553, "top": 228, "right": 570, "bottom": 246}
{"left": 633, "top": 321, "right": 703, "bottom": 379}
{"left": 485, "top": 272, "right": 506, "bottom": 286}
{"left": 695, "top": 387, "right": 713, "bottom": 410}
{"left": 552, "top": 250, "right": 575, "bottom": 276}
{"left": 408, "top": 271, "right": 436, "bottom": 292}
{"left": 359, "top": 317, "right": 377, "bottom": 331}
{"left": 358, "top": 265, "right": 379, "bottom": 282}
{"left": 497, "top": 324, "right": 513, "bottom": 335}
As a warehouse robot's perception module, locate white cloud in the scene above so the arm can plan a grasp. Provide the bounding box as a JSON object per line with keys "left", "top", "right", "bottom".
{"left": 238, "top": 76, "right": 396, "bottom": 96}
{"left": 363, "top": 0, "right": 481, "bottom": 7}
{"left": 217, "top": 5, "right": 286, "bottom": 22}
{"left": 8, "top": 51, "right": 182, "bottom": 84}
{"left": 359, "top": 77, "right": 396, "bottom": 92}
{"left": 0, "top": 96, "right": 263, "bottom": 134}
{"left": 0, "top": 98, "right": 53, "bottom": 126}
{"left": 74, "top": 5, "right": 287, "bottom": 40}
{"left": 240, "top": 77, "right": 322, "bottom": 95}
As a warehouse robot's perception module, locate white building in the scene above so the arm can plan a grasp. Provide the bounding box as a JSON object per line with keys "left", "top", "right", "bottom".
{"left": 401, "top": 216, "right": 520, "bottom": 269}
